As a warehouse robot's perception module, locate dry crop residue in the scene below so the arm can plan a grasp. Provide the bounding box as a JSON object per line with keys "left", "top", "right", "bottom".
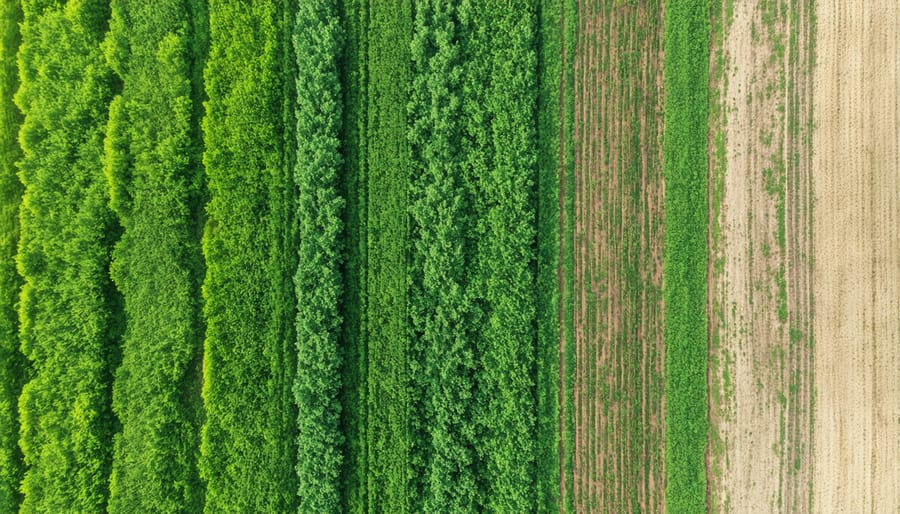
{"left": 812, "top": 0, "right": 900, "bottom": 510}
{"left": 570, "top": 1, "right": 664, "bottom": 512}
{"left": 708, "top": 0, "right": 815, "bottom": 511}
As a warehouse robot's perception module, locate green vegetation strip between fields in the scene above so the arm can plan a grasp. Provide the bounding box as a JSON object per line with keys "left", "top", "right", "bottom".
{"left": 199, "top": 1, "right": 298, "bottom": 510}
{"left": 0, "top": 2, "right": 23, "bottom": 511}
{"left": 103, "top": 1, "right": 208, "bottom": 511}
{"left": 365, "top": 1, "right": 412, "bottom": 511}
{"left": 408, "top": 0, "right": 476, "bottom": 510}
{"left": 293, "top": 0, "right": 346, "bottom": 510}
{"left": 15, "top": 0, "right": 122, "bottom": 510}
{"left": 663, "top": 1, "right": 709, "bottom": 512}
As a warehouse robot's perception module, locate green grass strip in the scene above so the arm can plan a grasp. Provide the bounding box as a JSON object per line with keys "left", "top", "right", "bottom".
{"left": 663, "top": 1, "right": 709, "bottom": 512}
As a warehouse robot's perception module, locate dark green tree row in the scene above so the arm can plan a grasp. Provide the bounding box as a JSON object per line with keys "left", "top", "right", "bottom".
{"left": 199, "top": 1, "right": 299, "bottom": 511}
{"left": 0, "top": 2, "right": 23, "bottom": 511}
{"left": 14, "top": 0, "right": 122, "bottom": 510}
{"left": 292, "top": 0, "right": 345, "bottom": 511}
{"left": 336, "top": 0, "right": 369, "bottom": 511}
{"left": 663, "top": 1, "right": 709, "bottom": 512}
{"left": 102, "top": 0, "right": 207, "bottom": 511}
{"left": 365, "top": 0, "right": 413, "bottom": 512}
{"left": 408, "top": 0, "right": 478, "bottom": 511}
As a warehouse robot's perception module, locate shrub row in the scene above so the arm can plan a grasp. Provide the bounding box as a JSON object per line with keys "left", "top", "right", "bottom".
{"left": 102, "top": 1, "right": 207, "bottom": 511}
{"left": 15, "top": 0, "right": 122, "bottom": 510}
{"left": 292, "top": 0, "right": 346, "bottom": 511}
{"left": 0, "top": 2, "right": 23, "bottom": 511}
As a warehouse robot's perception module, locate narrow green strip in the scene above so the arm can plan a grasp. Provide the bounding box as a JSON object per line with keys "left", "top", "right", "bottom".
{"left": 663, "top": 2, "right": 709, "bottom": 512}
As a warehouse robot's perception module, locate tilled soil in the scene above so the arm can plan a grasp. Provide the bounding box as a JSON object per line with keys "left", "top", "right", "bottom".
{"left": 570, "top": 2, "right": 665, "bottom": 512}
{"left": 812, "top": 0, "right": 900, "bottom": 510}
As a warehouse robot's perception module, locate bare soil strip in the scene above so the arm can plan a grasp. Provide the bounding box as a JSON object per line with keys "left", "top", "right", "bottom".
{"left": 708, "top": 0, "right": 815, "bottom": 511}
{"left": 812, "top": 1, "right": 900, "bottom": 510}
{"left": 571, "top": 2, "right": 664, "bottom": 512}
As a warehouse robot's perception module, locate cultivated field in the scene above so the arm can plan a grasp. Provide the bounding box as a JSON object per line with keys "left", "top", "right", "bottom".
{"left": 812, "top": 0, "right": 900, "bottom": 510}
{"left": 0, "top": 1, "right": 897, "bottom": 512}
{"left": 568, "top": 1, "right": 665, "bottom": 512}
{"left": 708, "top": 0, "right": 816, "bottom": 511}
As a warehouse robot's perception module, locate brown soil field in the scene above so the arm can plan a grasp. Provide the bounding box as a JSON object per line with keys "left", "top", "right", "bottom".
{"left": 811, "top": 0, "right": 900, "bottom": 511}
{"left": 570, "top": 2, "right": 664, "bottom": 512}
{"left": 708, "top": 0, "right": 815, "bottom": 511}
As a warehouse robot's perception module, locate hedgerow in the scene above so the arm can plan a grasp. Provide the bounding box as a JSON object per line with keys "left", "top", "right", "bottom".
{"left": 0, "top": 2, "right": 23, "bottom": 511}
{"left": 102, "top": 1, "right": 207, "bottom": 511}
{"left": 15, "top": 0, "right": 122, "bottom": 510}
{"left": 408, "top": 0, "right": 478, "bottom": 511}
{"left": 292, "top": 0, "right": 345, "bottom": 511}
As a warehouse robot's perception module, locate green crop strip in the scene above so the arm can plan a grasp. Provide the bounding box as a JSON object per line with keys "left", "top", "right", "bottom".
{"left": 199, "top": 2, "right": 298, "bottom": 510}
{"left": 408, "top": 0, "right": 477, "bottom": 510}
{"left": 103, "top": 1, "right": 207, "bottom": 511}
{"left": 0, "top": 2, "right": 23, "bottom": 511}
{"left": 337, "top": 0, "right": 368, "bottom": 511}
{"left": 663, "top": 1, "right": 709, "bottom": 512}
{"left": 15, "top": 1, "right": 123, "bottom": 510}
{"left": 365, "top": 0, "right": 413, "bottom": 511}
{"left": 535, "top": 0, "right": 565, "bottom": 509}
{"left": 293, "top": 0, "right": 346, "bottom": 511}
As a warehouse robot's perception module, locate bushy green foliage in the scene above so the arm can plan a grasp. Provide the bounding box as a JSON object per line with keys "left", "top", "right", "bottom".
{"left": 663, "top": 2, "right": 709, "bottom": 512}
{"left": 102, "top": 1, "right": 207, "bottom": 511}
{"left": 199, "top": 1, "right": 298, "bottom": 511}
{"left": 535, "top": 0, "right": 564, "bottom": 509}
{"left": 14, "top": 0, "right": 121, "bottom": 510}
{"left": 292, "top": 1, "right": 345, "bottom": 511}
{"left": 460, "top": 1, "right": 539, "bottom": 510}
{"left": 408, "top": 0, "right": 479, "bottom": 511}
{"left": 365, "top": 0, "right": 413, "bottom": 511}
{"left": 336, "top": 0, "right": 368, "bottom": 511}
{"left": 0, "top": 2, "right": 24, "bottom": 511}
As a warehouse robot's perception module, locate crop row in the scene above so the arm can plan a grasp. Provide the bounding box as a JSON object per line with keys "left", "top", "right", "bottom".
{"left": 15, "top": 1, "right": 123, "bottom": 510}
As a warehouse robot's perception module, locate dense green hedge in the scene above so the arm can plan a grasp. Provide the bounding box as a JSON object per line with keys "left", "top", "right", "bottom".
{"left": 15, "top": 0, "right": 121, "bottom": 510}
{"left": 663, "top": 2, "right": 709, "bottom": 513}
{"left": 365, "top": 0, "right": 413, "bottom": 511}
{"left": 199, "top": 1, "right": 298, "bottom": 511}
{"left": 102, "top": 1, "right": 207, "bottom": 511}
{"left": 292, "top": 1, "right": 345, "bottom": 511}
{"left": 337, "top": 0, "right": 368, "bottom": 511}
{"left": 0, "top": 2, "right": 23, "bottom": 511}
{"left": 408, "top": 0, "right": 478, "bottom": 511}
{"left": 461, "top": 1, "right": 540, "bottom": 510}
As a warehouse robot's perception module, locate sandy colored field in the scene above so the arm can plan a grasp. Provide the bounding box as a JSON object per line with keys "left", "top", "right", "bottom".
{"left": 570, "top": 2, "right": 664, "bottom": 512}
{"left": 708, "top": 0, "right": 815, "bottom": 511}
{"left": 812, "top": 0, "right": 900, "bottom": 511}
